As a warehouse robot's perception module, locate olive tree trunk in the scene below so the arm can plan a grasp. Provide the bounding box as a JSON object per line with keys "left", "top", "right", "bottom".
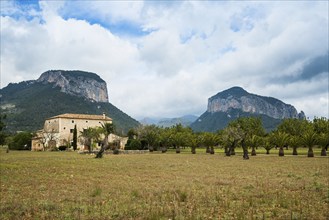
{"left": 95, "top": 136, "right": 108, "bottom": 158}
{"left": 210, "top": 146, "right": 215, "bottom": 154}
{"left": 279, "top": 147, "right": 284, "bottom": 156}
{"left": 242, "top": 140, "right": 249, "bottom": 160}
{"left": 251, "top": 147, "right": 256, "bottom": 156}
{"left": 320, "top": 148, "right": 327, "bottom": 156}
{"left": 307, "top": 147, "right": 314, "bottom": 157}
{"left": 292, "top": 147, "right": 298, "bottom": 155}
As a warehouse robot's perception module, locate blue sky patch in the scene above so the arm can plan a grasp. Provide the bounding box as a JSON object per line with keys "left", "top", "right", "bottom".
{"left": 62, "top": 14, "right": 153, "bottom": 38}
{"left": 1, "top": 0, "right": 42, "bottom": 22}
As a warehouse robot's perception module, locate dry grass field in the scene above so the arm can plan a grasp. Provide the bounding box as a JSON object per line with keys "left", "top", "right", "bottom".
{"left": 0, "top": 148, "right": 328, "bottom": 219}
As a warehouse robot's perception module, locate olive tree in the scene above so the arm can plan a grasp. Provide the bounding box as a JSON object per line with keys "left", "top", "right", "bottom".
{"left": 228, "top": 117, "right": 265, "bottom": 159}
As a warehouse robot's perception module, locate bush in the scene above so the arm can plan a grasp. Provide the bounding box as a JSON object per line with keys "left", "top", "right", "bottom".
{"left": 8, "top": 132, "right": 32, "bottom": 150}
{"left": 58, "top": 146, "right": 67, "bottom": 151}
{"left": 113, "top": 148, "right": 120, "bottom": 154}
{"left": 125, "top": 139, "right": 142, "bottom": 150}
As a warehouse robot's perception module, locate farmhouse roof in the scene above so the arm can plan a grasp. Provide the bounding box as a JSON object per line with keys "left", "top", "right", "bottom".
{"left": 48, "top": 113, "right": 112, "bottom": 121}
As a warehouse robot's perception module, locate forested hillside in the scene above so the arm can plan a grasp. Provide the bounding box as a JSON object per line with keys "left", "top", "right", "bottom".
{"left": 0, "top": 81, "right": 140, "bottom": 134}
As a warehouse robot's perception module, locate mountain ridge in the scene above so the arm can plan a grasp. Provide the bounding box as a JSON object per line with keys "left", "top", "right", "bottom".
{"left": 191, "top": 87, "right": 305, "bottom": 132}
{"left": 140, "top": 115, "right": 198, "bottom": 127}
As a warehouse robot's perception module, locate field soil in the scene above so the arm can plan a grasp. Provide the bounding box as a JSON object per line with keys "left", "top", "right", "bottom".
{"left": 0, "top": 149, "right": 328, "bottom": 219}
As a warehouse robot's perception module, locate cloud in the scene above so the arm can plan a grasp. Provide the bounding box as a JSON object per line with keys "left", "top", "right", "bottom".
{"left": 1, "top": 1, "right": 328, "bottom": 119}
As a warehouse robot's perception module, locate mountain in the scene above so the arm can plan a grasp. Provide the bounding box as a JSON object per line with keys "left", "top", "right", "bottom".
{"left": 191, "top": 87, "right": 305, "bottom": 132}
{"left": 37, "top": 70, "right": 108, "bottom": 102}
{"left": 0, "top": 70, "right": 140, "bottom": 134}
{"left": 140, "top": 115, "right": 198, "bottom": 127}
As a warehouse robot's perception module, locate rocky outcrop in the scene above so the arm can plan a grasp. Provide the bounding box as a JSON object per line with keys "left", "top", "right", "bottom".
{"left": 207, "top": 87, "right": 305, "bottom": 119}
{"left": 37, "top": 70, "right": 108, "bottom": 102}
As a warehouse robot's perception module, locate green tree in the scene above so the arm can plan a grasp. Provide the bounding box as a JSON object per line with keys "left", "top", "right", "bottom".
{"left": 138, "top": 125, "right": 160, "bottom": 152}
{"left": 127, "top": 128, "right": 137, "bottom": 139}
{"left": 80, "top": 127, "right": 100, "bottom": 152}
{"left": 187, "top": 133, "right": 200, "bottom": 154}
{"left": 8, "top": 132, "right": 33, "bottom": 150}
{"left": 228, "top": 117, "right": 265, "bottom": 159}
{"left": 271, "top": 131, "right": 289, "bottom": 156}
{"left": 72, "top": 124, "right": 78, "bottom": 151}
{"left": 318, "top": 133, "right": 328, "bottom": 156}
{"left": 312, "top": 117, "right": 329, "bottom": 134}
{"left": 200, "top": 132, "right": 217, "bottom": 154}
{"left": 288, "top": 135, "right": 301, "bottom": 155}
{"left": 248, "top": 135, "right": 262, "bottom": 156}
{"left": 96, "top": 122, "right": 115, "bottom": 158}
{"left": 125, "top": 139, "right": 142, "bottom": 150}
{"left": 262, "top": 136, "right": 274, "bottom": 154}
{"left": 170, "top": 124, "right": 192, "bottom": 152}
{"left": 221, "top": 126, "right": 242, "bottom": 156}
{"left": 158, "top": 127, "right": 173, "bottom": 152}
{"left": 300, "top": 131, "right": 318, "bottom": 157}
{"left": 0, "top": 114, "right": 7, "bottom": 146}
{"left": 312, "top": 117, "right": 329, "bottom": 156}
{"left": 278, "top": 118, "right": 311, "bottom": 137}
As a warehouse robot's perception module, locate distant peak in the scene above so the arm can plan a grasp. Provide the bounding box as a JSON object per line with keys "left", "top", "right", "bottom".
{"left": 207, "top": 86, "right": 300, "bottom": 120}
{"left": 38, "top": 70, "right": 105, "bottom": 83}
{"left": 36, "top": 70, "right": 109, "bottom": 103}
{"left": 227, "top": 86, "right": 246, "bottom": 91}
{"left": 210, "top": 86, "right": 249, "bottom": 100}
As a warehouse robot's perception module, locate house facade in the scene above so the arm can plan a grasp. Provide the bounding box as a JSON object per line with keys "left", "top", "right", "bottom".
{"left": 32, "top": 113, "right": 127, "bottom": 151}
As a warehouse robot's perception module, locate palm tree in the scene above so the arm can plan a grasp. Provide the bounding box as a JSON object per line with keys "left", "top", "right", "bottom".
{"left": 187, "top": 133, "right": 198, "bottom": 154}
{"left": 289, "top": 135, "right": 300, "bottom": 156}
{"left": 248, "top": 135, "right": 261, "bottom": 156}
{"left": 318, "top": 133, "right": 328, "bottom": 156}
{"left": 272, "top": 131, "right": 289, "bottom": 156}
{"left": 262, "top": 136, "right": 274, "bottom": 154}
{"left": 80, "top": 127, "right": 100, "bottom": 153}
{"left": 221, "top": 126, "right": 241, "bottom": 156}
{"left": 300, "top": 131, "right": 318, "bottom": 157}
{"left": 96, "top": 122, "right": 115, "bottom": 158}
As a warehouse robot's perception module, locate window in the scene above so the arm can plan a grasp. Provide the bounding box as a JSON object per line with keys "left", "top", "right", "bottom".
{"left": 70, "top": 129, "right": 74, "bottom": 133}
{"left": 86, "top": 120, "right": 88, "bottom": 123}
{"left": 63, "top": 127, "right": 66, "bottom": 130}
{"left": 72, "top": 120, "right": 74, "bottom": 123}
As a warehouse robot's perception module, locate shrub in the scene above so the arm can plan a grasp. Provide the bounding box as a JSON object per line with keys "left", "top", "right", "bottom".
{"left": 8, "top": 132, "right": 32, "bottom": 150}
{"left": 125, "top": 139, "right": 142, "bottom": 150}
{"left": 113, "top": 148, "right": 120, "bottom": 154}
{"left": 58, "top": 146, "right": 67, "bottom": 151}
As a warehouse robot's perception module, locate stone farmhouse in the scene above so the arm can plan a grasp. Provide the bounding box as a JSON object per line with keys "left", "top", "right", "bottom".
{"left": 32, "top": 113, "right": 127, "bottom": 151}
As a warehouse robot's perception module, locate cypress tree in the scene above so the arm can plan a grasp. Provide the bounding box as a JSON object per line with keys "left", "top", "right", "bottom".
{"left": 73, "top": 124, "right": 77, "bottom": 151}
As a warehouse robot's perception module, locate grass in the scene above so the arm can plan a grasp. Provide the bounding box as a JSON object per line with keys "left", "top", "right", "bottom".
{"left": 0, "top": 148, "right": 328, "bottom": 219}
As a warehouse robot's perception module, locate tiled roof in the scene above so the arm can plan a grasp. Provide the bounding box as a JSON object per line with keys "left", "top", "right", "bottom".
{"left": 48, "top": 113, "right": 112, "bottom": 121}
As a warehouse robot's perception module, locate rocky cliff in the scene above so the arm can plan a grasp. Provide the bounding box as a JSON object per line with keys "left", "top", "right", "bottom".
{"left": 37, "top": 70, "right": 109, "bottom": 102}
{"left": 207, "top": 87, "right": 305, "bottom": 119}
{"left": 191, "top": 87, "right": 305, "bottom": 132}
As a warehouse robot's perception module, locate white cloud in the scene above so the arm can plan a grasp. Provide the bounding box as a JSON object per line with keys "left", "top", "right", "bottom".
{"left": 1, "top": 1, "right": 328, "bottom": 119}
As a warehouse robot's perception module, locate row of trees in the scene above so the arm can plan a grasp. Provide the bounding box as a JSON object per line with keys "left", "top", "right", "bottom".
{"left": 1, "top": 112, "right": 328, "bottom": 159}
{"left": 125, "top": 117, "right": 328, "bottom": 159}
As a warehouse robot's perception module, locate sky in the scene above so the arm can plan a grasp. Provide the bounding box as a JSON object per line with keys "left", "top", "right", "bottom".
{"left": 1, "top": 0, "right": 328, "bottom": 120}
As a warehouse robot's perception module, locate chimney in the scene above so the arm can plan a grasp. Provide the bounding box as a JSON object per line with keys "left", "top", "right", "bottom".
{"left": 102, "top": 112, "right": 106, "bottom": 119}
